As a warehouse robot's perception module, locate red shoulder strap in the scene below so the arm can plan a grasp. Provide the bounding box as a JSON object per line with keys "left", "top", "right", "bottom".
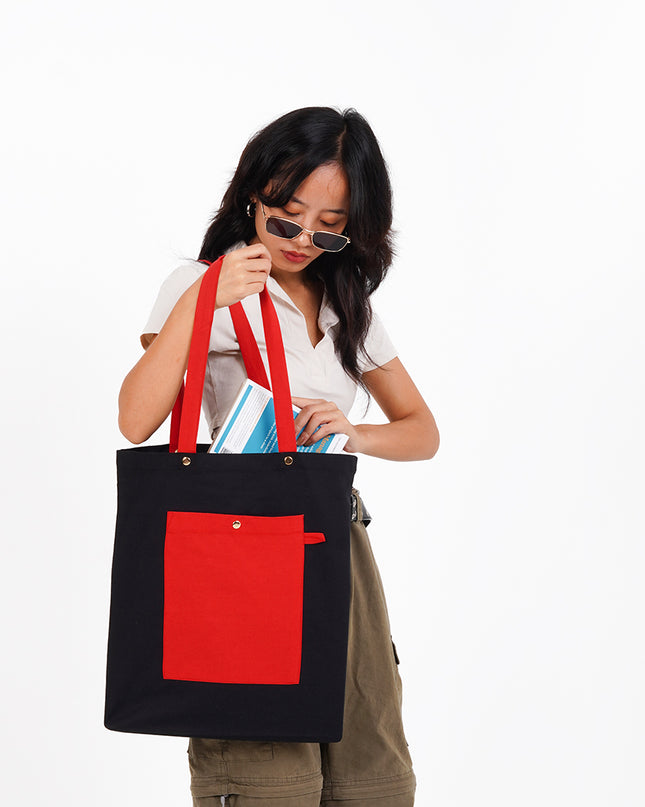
{"left": 169, "top": 261, "right": 271, "bottom": 451}
{"left": 229, "top": 302, "right": 270, "bottom": 389}
{"left": 175, "top": 257, "right": 224, "bottom": 453}
{"left": 170, "top": 257, "right": 296, "bottom": 453}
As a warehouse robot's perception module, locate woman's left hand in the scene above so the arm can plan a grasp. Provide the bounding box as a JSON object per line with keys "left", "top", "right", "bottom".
{"left": 292, "top": 397, "right": 362, "bottom": 453}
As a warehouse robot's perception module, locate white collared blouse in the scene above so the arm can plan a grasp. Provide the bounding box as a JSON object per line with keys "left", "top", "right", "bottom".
{"left": 142, "top": 253, "right": 397, "bottom": 439}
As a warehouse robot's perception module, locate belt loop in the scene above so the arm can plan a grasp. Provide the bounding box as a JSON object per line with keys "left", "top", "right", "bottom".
{"left": 351, "top": 489, "right": 371, "bottom": 526}
{"left": 355, "top": 491, "right": 363, "bottom": 522}
{"left": 351, "top": 492, "right": 359, "bottom": 522}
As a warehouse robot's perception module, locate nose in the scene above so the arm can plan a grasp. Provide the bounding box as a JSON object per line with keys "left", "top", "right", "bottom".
{"left": 294, "top": 227, "right": 313, "bottom": 248}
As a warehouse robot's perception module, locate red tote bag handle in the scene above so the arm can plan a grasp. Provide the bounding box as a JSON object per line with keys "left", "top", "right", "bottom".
{"left": 169, "top": 256, "right": 297, "bottom": 454}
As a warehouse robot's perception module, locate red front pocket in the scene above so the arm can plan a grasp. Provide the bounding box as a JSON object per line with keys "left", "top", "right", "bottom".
{"left": 163, "top": 511, "right": 323, "bottom": 685}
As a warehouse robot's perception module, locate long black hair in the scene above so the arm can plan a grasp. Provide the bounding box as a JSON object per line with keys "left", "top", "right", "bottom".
{"left": 198, "top": 106, "right": 394, "bottom": 389}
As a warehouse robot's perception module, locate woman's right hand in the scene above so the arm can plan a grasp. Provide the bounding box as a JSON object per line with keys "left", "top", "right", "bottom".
{"left": 214, "top": 243, "right": 272, "bottom": 308}
{"left": 118, "top": 244, "right": 273, "bottom": 444}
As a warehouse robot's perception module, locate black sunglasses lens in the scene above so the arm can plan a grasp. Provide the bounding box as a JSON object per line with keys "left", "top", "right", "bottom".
{"left": 265, "top": 215, "right": 348, "bottom": 252}
{"left": 266, "top": 217, "right": 302, "bottom": 239}
{"left": 312, "top": 232, "right": 348, "bottom": 252}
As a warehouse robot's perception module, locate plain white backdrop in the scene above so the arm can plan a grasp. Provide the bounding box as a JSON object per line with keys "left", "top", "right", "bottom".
{"left": 1, "top": 1, "right": 643, "bottom": 804}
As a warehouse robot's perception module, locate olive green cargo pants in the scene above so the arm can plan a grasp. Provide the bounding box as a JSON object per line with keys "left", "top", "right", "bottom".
{"left": 189, "top": 493, "right": 416, "bottom": 806}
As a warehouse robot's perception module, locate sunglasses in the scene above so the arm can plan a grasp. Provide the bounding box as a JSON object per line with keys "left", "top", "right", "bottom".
{"left": 260, "top": 202, "right": 351, "bottom": 253}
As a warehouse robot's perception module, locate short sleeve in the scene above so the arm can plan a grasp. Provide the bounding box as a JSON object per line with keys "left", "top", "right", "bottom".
{"left": 357, "top": 311, "right": 398, "bottom": 373}
{"left": 141, "top": 261, "right": 205, "bottom": 337}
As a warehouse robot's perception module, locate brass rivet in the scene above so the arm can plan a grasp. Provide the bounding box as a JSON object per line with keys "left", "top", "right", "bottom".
{"left": 182, "top": 456, "right": 191, "bottom": 466}
{"left": 232, "top": 520, "right": 241, "bottom": 529}
{"left": 284, "top": 455, "right": 294, "bottom": 466}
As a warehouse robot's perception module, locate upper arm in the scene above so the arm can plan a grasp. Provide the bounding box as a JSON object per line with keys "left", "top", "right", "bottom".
{"left": 140, "top": 262, "right": 205, "bottom": 346}
{"left": 362, "top": 357, "right": 439, "bottom": 457}
{"left": 362, "top": 357, "right": 433, "bottom": 423}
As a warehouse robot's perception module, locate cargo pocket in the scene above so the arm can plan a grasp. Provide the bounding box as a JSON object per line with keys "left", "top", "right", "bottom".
{"left": 163, "top": 511, "right": 324, "bottom": 685}
{"left": 188, "top": 737, "right": 274, "bottom": 762}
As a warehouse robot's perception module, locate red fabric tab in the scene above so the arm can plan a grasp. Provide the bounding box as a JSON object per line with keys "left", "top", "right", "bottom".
{"left": 304, "top": 532, "right": 326, "bottom": 544}
{"left": 163, "top": 511, "right": 311, "bottom": 685}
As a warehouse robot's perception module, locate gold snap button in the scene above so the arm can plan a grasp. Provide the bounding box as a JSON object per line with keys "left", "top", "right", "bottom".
{"left": 284, "top": 456, "right": 294, "bottom": 466}
{"left": 182, "top": 456, "right": 191, "bottom": 466}
{"left": 232, "top": 520, "right": 241, "bottom": 529}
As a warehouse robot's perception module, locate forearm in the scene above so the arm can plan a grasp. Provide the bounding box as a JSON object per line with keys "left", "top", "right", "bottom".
{"left": 118, "top": 280, "right": 202, "bottom": 444}
{"left": 353, "top": 411, "right": 440, "bottom": 461}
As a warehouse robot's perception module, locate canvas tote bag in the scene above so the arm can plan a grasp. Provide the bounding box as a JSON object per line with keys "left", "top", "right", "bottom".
{"left": 104, "top": 256, "right": 357, "bottom": 742}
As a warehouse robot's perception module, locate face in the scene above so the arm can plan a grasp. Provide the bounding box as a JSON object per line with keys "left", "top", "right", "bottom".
{"left": 251, "top": 162, "right": 350, "bottom": 277}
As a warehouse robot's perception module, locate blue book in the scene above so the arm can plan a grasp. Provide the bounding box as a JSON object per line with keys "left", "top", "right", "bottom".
{"left": 208, "top": 380, "right": 349, "bottom": 454}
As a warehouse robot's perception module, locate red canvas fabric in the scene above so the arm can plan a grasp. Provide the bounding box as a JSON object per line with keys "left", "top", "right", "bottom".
{"left": 229, "top": 301, "right": 271, "bottom": 389}
{"left": 163, "top": 511, "right": 325, "bottom": 685}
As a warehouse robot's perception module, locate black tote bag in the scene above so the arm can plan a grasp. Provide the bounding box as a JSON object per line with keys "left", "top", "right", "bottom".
{"left": 104, "top": 256, "right": 357, "bottom": 742}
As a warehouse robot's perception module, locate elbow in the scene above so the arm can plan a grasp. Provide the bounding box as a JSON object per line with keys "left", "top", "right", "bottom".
{"left": 118, "top": 409, "right": 153, "bottom": 445}
{"left": 118, "top": 380, "right": 158, "bottom": 445}
{"left": 427, "top": 425, "right": 440, "bottom": 459}
{"left": 421, "top": 411, "right": 440, "bottom": 460}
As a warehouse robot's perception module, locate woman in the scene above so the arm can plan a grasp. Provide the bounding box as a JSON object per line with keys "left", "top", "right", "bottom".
{"left": 119, "top": 106, "right": 439, "bottom": 807}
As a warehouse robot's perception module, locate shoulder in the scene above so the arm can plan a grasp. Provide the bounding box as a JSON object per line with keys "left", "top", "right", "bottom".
{"left": 140, "top": 247, "right": 247, "bottom": 345}
{"left": 147, "top": 259, "right": 212, "bottom": 314}
{"left": 140, "top": 260, "right": 207, "bottom": 342}
{"left": 157, "top": 259, "right": 207, "bottom": 295}
{"left": 152, "top": 240, "right": 247, "bottom": 299}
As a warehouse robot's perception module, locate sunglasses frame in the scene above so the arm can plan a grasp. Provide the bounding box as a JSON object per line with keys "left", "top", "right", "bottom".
{"left": 259, "top": 202, "right": 351, "bottom": 253}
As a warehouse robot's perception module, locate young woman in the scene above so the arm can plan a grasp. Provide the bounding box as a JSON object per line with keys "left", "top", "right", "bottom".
{"left": 119, "top": 107, "right": 439, "bottom": 807}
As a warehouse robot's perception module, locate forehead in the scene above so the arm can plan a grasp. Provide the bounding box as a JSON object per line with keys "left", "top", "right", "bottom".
{"left": 292, "top": 163, "right": 350, "bottom": 212}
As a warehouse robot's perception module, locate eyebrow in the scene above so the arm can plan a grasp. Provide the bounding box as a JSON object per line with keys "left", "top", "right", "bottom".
{"left": 290, "top": 195, "right": 347, "bottom": 215}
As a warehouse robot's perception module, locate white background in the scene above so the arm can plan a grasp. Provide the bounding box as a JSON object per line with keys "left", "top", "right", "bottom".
{"left": 1, "top": 1, "right": 643, "bottom": 804}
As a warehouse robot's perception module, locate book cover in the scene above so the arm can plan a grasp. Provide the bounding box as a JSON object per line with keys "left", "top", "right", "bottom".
{"left": 208, "top": 379, "right": 349, "bottom": 455}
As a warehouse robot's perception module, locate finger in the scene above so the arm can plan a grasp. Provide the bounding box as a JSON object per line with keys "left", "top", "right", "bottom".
{"left": 303, "top": 425, "right": 335, "bottom": 446}
{"left": 299, "top": 411, "right": 351, "bottom": 446}
{"left": 244, "top": 266, "right": 270, "bottom": 282}
{"left": 292, "top": 397, "right": 327, "bottom": 408}
{"left": 238, "top": 242, "right": 271, "bottom": 260}
{"left": 293, "top": 403, "right": 335, "bottom": 436}
{"left": 246, "top": 259, "right": 271, "bottom": 275}
{"left": 300, "top": 421, "right": 338, "bottom": 446}
{"left": 294, "top": 408, "right": 325, "bottom": 436}
{"left": 293, "top": 400, "right": 334, "bottom": 414}
{"left": 240, "top": 282, "right": 268, "bottom": 299}
{"left": 297, "top": 413, "right": 334, "bottom": 445}
{"left": 294, "top": 412, "right": 309, "bottom": 436}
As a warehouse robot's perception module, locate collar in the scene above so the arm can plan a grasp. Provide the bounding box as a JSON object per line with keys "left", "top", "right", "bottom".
{"left": 266, "top": 276, "right": 339, "bottom": 334}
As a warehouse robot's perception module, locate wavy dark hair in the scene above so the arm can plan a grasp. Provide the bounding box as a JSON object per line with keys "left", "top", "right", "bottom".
{"left": 198, "top": 106, "right": 394, "bottom": 390}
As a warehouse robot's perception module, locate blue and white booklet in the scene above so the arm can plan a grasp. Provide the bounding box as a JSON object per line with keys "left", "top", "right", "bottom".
{"left": 208, "top": 379, "right": 349, "bottom": 454}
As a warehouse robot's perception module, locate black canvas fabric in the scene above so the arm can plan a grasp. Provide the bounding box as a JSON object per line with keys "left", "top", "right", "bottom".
{"left": 104, "top": 257, "right": 357, "bottom": 742}
{"left": 105, "top": 446, "right": 356, "bottom": 741}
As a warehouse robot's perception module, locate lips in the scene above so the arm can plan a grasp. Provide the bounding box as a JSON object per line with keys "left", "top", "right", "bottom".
{"left": 281, "top": 250, "right": 309, "bottom": 263}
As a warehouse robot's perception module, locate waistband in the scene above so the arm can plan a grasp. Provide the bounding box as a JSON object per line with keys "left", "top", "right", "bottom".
{"left": 351, "top": 489, "right": 372, "bottom": 526}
